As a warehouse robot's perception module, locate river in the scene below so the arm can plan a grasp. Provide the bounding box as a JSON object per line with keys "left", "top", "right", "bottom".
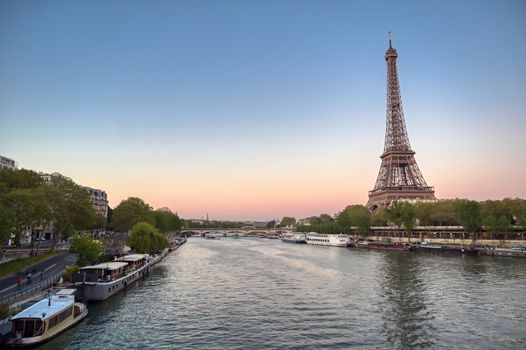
{"left": 38, "top": 237, "right": 526, "bottom": 349}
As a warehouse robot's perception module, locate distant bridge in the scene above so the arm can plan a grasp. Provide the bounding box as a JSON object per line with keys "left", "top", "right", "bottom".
{"left": 181, "top": 228, "right": 293, "bottom": 238}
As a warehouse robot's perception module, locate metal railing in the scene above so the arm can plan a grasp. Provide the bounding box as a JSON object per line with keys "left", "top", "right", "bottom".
{"left": 0, "top": 271, "right": 63, "bottom": 306}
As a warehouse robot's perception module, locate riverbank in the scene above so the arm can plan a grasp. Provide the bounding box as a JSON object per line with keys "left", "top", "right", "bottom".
{"left": 354, "top": 235, "right": 524, "bottom": 248}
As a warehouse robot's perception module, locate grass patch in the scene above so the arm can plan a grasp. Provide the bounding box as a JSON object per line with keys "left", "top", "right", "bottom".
{"left": 0, "top": 252, "right": 59, "bottom": 278}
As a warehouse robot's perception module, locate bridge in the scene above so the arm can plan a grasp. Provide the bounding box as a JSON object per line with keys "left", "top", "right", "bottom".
{"left": 181, "top": 228, "right": 293, "bottom": 238}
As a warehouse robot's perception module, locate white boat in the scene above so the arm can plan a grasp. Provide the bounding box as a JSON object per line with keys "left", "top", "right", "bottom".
{"left": 73, "top": 253, "right": 159, "bottom": 301}
{"left": 7, "top": 289, "right": 87, "bottom": 347}
{"left": 306, "top": 233, "right": 353, "bottom": 247}
{"left": 281, "top": 232, "right": 307, "bottom": 244}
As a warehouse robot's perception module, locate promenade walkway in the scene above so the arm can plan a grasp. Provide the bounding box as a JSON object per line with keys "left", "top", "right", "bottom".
{"left": 0, "top": 252, "right": 76, "bottom": 305}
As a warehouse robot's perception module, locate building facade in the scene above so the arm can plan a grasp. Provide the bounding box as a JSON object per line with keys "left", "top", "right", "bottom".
{"left": 82, "top": 186, "right": 109, "bottom": 218}
{"left": 0, "top": 155, "right": 18, "bottom": 170}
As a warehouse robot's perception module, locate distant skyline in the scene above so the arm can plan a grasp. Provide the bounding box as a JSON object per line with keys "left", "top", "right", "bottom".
{"left": 1, "top": 0, "right": 525, "bottom": 220}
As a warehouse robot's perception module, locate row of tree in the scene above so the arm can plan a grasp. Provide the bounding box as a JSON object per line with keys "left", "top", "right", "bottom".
{"left": 0, "top": 168, "right": 102, "bottom": 247}
{"left": 296, "top": 198, "right": 526, "bottom": 239}
{"left": 110, "top": 197, "right": 182, "bottom": 233}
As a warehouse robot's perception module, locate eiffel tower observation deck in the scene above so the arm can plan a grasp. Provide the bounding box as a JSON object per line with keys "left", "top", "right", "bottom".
{"left": 367, "top": 33, "right": 436, "bottom": 211}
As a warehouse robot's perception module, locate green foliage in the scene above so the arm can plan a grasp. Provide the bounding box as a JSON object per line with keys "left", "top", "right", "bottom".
{"left": 385, "top": 201, "right": 405, "bottom": 228}
{"left": 62, "top": 265, "right": 80, "bottom": 282}
{"left": 111, "top": 197, "right": 154, "bottom": 232}
{"left": 349, "top": 206, "right": 371, "bottom": 236}
{"left": 0, "top": 304, "right": 11, "bottom": 320}
{"left": 42, "top": 174, "right": 97, "bottom": 243}
{"left": 280, "top": 217, "right": 296, "bottom": 227}
{"left": 297, "top": 222, "right": 342, "bottom": 234}
{"left": 0, "top": 169, "right": 98, "bottom": 246}
{"left": 336, "top": 208, "right": 352, "bottom": 233}
{"left": 126, "top": 222, "right": 169, "bottom": 255}
{"left": 371, "top": 208, "right": 388, "bottom": 226}
{"left": 497, "top": 215, "right": 512, "bottom": 240}
{"left": 266, "top": 220, "right": 276, "bottom": 229}
{"left": 483, "top": 215, "right": 498, "bottom": 239}
{"left": 152, "top": 208, "right": 181, "bottom": 233}
{"left": 2, "top": 188, "right": 49, "bottom": 245}
{"left": 385, "top": 201, "right": 416, "bottom": 238}
{"left": 0, "top": 168, "right": 44, "bottom": 191}
{"left": 456, "top": 200, "right": 482, "bottom": 237}
{"left": 337, "top": 205, "right": 370, "bottom": 235}
{"left": 0, "top": 203, "right": 13, "bottom": 243}
{"left": 69, "top": 234, "right": 102, "bottom": 266}
{"left": 106, "top": 206, "right": 113, "bottom": 229}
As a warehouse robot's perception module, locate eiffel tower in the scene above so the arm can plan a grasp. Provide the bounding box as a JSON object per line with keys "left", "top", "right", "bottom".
{"left": 367, "top": 33, "right": 436, "bottom": 211}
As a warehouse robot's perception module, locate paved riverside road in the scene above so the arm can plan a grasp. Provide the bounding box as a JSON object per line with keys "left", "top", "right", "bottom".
{"left": 0, "top": 252, "right": 77, "bottom": 303}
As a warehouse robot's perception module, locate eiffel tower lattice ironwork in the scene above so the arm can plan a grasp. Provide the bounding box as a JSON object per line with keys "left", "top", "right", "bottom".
{"left": 367, "top": 33, "right": 436, "bottom": 210}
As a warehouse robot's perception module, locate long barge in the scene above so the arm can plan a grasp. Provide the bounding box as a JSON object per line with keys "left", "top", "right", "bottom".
{"left": 412, "top": 243, "right": 476, "bottom": 255}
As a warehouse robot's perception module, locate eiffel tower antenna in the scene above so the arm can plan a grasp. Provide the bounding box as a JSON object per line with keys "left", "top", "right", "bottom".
{"left": 367, "top": 35, "right": 436, "bottom": 211}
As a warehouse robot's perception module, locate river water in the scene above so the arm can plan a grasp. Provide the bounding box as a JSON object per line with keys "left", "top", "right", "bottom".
{"left": 38, "top": 237, "right": 526, "bottom": 349}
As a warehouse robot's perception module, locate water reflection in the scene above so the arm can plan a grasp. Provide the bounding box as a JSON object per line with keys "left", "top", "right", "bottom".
{"left": 379, "top": 252, "right": 436, "bottom": 349}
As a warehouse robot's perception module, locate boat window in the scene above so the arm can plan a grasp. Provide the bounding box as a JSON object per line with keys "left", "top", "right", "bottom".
{"left": 14, "top": 320, "right": 24, "bottom": 333}
{"left": 49, "top": 316, "right": 59, "bottom": 329}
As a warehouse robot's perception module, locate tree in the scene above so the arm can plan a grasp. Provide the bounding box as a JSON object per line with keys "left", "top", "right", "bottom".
{"left": 111, "top": 197, "right": 154, "bottom": 232}
{"left": 0, "top": 203, "right": 12, "bottom": 244}
{"left": 483, "top": 215, "right": 498, "bottom": 240}
{"left": 2, "top": 188, "right": 48, "bottom": 245}
{"left": 266, "top": 220, "right": 276, "bottom": 229}
{"left": 336, "top": 208, "right": 353, "bottom": 234}
{"left": 385, "top": 201, "right": 415, "bottom": 241}
{"left": 399, "top": 202, "right": 416, "bottom": 241}
{"left": 280, "top": 217, "right": 296, "bottom": 228}
{"left": 106, "top": 207, "right": 113, "bottom": 230}
{"left": 456, "top": 200, "right": 482, "bottom": 240}
{"left": 497, "top": 215, "right": 512, "bottom": 240}
{"left": 43, "top": 174, "right": 97, "bottom": 249}
{"left": 152, "top": 208, "right": 181, "bottom": 233}
{"left": 337, "top": 205, "right": 371, "bottom": 236}
{"left": 126, "top": 222, "right": 169, "bottom": 255}
{"left": 414, "top": 202, "right": 433, "bottom": 226}
{"left": 371, "top": 208, "right": 388, "bottom": 226}
{"left": 69, "top": 234, "right": 102, "bottom": 266}
{"left": 319, "top": 213, "right": 334, "bottom": 223}
{"left": 385, "top": 201, "right": 404, "bottom": 229}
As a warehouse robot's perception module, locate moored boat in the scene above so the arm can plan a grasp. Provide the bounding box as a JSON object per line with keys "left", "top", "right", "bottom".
{"left": 73, "top": 254, "right": 153, "bottom": 302}
{"left": 7, "top": 289, "right": 87, "bottom": 347}
{"left": 475, "top": 246, "right": 526, "bottom": 258}
{"left": 281, "top": 233, "right": 307, "bottom": 244}
{"left": 306, "top": 233, "right": 353, "bottom": 247}
{"left": 362, "top": 239, "right": 412, "bottom": 251}
{"left": 412, "top": 242, "right": 476, "bottom": 255}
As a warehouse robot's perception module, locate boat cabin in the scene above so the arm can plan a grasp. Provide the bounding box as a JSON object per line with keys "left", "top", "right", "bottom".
{"left": 117, "top": 254, "right": 148, "bottom": 269}
{"left": 79, "top": 262, "right": 128, "bottom": 282}
{"left": 10, "top": 289, "right": 81, "bottom": 340}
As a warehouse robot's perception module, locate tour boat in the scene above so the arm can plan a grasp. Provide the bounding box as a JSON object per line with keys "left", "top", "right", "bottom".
{"left": 281, "top": 233, "right": 307, "bottom": 244}
{"left": 305, "top": 233, "right": 353, "bottom": 247}
{"left": 73, "top": 254, "right": 154, "bottom": 301}
{"left": 7, "top": 289, "right": 87, "bottom": 347}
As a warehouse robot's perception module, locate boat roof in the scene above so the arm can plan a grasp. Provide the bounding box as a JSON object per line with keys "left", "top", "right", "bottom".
{"left": 11, "top": 296, "right": 74, "bottom": 320}
{"left": 55, "top": 289, "right": 76, "bottom": 295}
{"left": 80, "top": 261, "right": 128, "bottom": 270}
{"left": 117, "top": 254, "right": 148, "bottom": 262}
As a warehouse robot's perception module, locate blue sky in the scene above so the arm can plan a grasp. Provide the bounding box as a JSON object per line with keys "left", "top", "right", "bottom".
{"left": 1, "top": 0, "right": 525, "bottom": 220}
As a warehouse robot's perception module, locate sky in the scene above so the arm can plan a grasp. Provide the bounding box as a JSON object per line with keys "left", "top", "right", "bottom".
{"left": 1, "top": 0, "right": 525, "bottom": 221}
